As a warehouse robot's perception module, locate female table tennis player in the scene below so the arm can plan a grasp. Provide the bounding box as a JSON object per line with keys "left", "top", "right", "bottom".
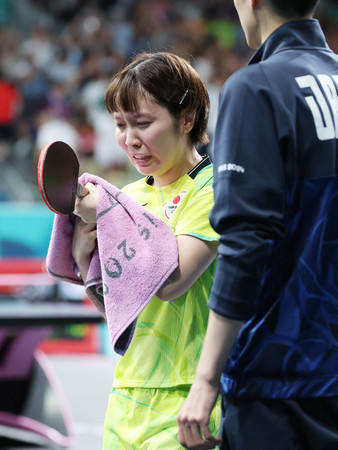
{"left": 72, "top": 52, "right": 221, "bottom": 449}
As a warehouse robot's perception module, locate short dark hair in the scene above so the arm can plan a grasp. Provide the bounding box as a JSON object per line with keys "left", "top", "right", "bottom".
{"left": 267, "top": 0, "right": 320, "bottom": 18}
{"left": 105, "top": 52, "right": 210, "bottom": 146}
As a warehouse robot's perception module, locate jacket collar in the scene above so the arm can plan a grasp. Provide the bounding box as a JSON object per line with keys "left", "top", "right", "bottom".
{"left": 249, "top": 19, "right": 330, "bottom": 65}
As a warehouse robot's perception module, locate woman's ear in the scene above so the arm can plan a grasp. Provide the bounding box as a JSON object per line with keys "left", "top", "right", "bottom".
{"left": 180, "top": 112, "right": 195, "bottom": 133}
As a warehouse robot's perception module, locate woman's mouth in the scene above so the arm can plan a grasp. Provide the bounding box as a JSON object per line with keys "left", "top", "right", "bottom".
{"left": 132, "top": 154, "right": 151, "bottom": 167}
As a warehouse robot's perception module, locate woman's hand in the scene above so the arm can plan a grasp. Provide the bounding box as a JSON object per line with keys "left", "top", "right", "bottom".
{"left": 73, "top": 182, "right": 98, "bottom": 224}
{"left": 72, "top": 217, "right": 97, "bottom": 281}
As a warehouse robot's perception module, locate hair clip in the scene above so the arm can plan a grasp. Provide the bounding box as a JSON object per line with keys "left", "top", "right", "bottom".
{"left": 179, "top": 89, "right": 189, "bottom": 105}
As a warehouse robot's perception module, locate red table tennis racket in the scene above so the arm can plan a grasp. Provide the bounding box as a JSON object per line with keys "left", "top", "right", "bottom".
{"left": 37, "top": 140, "right": 89, "bottom": 215}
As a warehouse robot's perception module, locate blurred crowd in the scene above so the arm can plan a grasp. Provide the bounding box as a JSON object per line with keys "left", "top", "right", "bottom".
{"left": 0, "top": 0, "right": 337, "bottom": 202}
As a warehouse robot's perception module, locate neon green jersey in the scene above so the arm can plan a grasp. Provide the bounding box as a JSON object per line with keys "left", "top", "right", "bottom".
{"left": 113, "top": 159, "right": 218, "bottom": 388}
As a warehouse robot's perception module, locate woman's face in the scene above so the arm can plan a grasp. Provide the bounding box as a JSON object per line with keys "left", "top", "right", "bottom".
{"left": 114, "top": 96, "right": 191, "bottom": 186}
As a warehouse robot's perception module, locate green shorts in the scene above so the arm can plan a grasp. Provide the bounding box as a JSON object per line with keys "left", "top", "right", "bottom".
{"left": 103, "top": 386, "right": 221, "bottom": 449}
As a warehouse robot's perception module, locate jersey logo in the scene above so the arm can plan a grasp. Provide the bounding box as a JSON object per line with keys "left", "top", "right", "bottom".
{"left": 295, "top": 74, "right": 338, "bottom": 141}
{"left": 164, "top": 191, "right": 187, "bottom": 220}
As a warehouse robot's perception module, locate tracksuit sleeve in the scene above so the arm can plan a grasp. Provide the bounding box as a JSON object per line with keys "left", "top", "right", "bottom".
{"left": 208, "top": 70, "right": 286, "bottom": 320}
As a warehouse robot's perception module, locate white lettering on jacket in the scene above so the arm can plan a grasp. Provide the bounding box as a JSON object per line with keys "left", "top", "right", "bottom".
{"left": 218, "top": 163, "right": 245, "bottom": 174}
{"left": 295, "top": 74, "right": 338, "bottom": 141}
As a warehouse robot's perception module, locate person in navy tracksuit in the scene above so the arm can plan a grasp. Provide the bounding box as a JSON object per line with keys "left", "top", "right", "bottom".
{"left": 178, "top": 1, "right": 338, "bottom": 449}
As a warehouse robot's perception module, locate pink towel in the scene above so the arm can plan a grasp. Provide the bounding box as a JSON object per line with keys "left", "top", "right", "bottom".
{"left": 46, "top": 173, "right": 178, "bottom": 355}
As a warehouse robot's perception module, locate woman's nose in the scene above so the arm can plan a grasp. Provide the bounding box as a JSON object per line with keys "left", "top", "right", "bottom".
{"left": 125, "top": 127, "right": 141, "bottom": 147}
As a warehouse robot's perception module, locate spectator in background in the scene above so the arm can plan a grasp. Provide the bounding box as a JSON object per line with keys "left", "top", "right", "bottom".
{"left": 0, "top": 72, "right": 22, "bottom": 159}
{"left": 34, "top": 108, "right": 79, "bottom": 158}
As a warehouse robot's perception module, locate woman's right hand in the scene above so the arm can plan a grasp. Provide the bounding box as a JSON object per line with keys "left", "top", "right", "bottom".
{"left": 72, "top": 217, "right": 97, "bottom": 281}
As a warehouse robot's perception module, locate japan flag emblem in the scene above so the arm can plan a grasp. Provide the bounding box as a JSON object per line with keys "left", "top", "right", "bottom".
{"left": 165, "top": 190, "right": 187, "bottom": 219}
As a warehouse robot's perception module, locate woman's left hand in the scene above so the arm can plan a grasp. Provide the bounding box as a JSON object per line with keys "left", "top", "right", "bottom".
{"left": 73, "top": 182, "right": 98, "bottom": 224}
{"left": 72, "top": 217, "right": 97, "bottom": 281}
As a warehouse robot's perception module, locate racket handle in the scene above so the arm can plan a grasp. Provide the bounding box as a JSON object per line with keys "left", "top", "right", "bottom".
{"left": 77, "top": 183, "right": 89, "bottom": 198}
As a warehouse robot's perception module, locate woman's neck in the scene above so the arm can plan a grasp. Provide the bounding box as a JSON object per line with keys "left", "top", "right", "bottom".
{"left": 152, "top": 148, "right": 202, "bottom": 187}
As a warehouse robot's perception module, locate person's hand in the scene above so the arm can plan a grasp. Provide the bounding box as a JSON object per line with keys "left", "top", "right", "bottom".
{"left": 72, "top": 217, "right": 97, "bottom": 280}
{"left": 73, "top": 182, "right": 98, "bottom": 224}
{"left": 177, "top": 378, "right": 223, "bottom": 449}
